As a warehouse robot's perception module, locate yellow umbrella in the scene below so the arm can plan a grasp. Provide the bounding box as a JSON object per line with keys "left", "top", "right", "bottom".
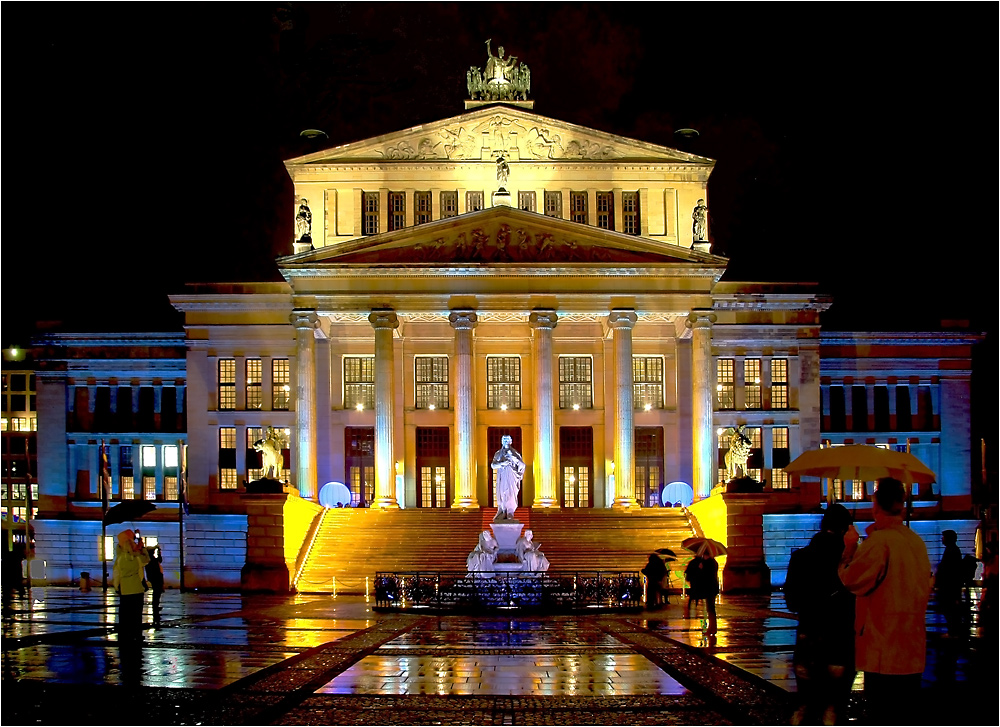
{"left": 785, "top": 445, "right": 936, "bottom": 485}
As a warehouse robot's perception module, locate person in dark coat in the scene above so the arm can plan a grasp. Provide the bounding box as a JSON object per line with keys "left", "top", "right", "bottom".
{"left": 935, "top": 529, "right": 964, "bottom": 639}
{"left": 784, "top": 503, "right": 856, "bottom": 726}
{"left": 145, "top": 545, "right": 165, "bottom": 624}
{"left": 685, "top": 554, "right": 719, "bottom": 634}
{"left": 641, "top": 553, "right": 669, "bottom": 609}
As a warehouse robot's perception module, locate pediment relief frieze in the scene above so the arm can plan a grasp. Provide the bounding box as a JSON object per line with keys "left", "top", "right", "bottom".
{"left": 292, "top": 109, "right": 710, "bottom": 165}
{"left": 327, "top": 223, "right": 686, "bottom": 265}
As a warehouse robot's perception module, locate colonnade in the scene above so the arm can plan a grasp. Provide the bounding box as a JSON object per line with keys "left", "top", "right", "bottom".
{"left": 290, "top": 306, "right": 717, "bottom": 507}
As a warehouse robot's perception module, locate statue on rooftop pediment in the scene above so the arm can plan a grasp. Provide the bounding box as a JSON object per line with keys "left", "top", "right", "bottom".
{"left": 468, "top": 39, "right": 531, "bottom": 102}
{"left": 294, "top": 198, "right": 312, "bottom": 247}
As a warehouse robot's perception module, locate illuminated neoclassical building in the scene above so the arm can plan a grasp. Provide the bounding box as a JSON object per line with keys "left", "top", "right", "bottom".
{"left": 28, "top": 86, "right": 982, "bottom": 590}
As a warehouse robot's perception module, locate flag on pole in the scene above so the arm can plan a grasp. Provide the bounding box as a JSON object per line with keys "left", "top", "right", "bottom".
{"left": 100, "top": 440, "right": 111, "bottom": 507}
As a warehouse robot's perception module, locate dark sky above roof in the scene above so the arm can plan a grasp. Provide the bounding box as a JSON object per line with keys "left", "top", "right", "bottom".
{"left": 3, "top": 3, "right": 995, "bottom": 341}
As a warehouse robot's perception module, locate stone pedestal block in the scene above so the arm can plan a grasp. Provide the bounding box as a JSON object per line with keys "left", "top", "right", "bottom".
{"left": 242, "top": 492, "right": 291, "bottom": 593}
{"left": 490, "top": 522, "right": 524, "bottom": 553}
{"left": 721, "top": 492, "right": 770, "bottom": 592}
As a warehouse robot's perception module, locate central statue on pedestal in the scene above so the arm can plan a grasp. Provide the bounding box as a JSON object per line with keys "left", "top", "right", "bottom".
{"left": 491, "top": 435, "right": 526, "bottom": 522}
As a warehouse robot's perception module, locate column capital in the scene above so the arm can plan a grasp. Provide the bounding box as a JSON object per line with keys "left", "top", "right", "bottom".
{"left": 368, "top": 309, "right": 400, "bottom": 330}
{"left": 529, "top": 309, "right": 558, "bottom": 330}
{"left": 290, "top": 309, "right": 319, "bottom": 330}
{"left": 685, "top": 309, "right": 717, "bottom": 329}
{"left": 448, "top": 309, "right": 478, "bottom": 330}
{"left": 608, "top": 309, "right": 637, "bottom": 330}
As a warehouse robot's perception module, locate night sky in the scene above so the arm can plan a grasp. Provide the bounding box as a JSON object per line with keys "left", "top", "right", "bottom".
{"left": 4, "top": 3, "right": 995, "bottom": 343}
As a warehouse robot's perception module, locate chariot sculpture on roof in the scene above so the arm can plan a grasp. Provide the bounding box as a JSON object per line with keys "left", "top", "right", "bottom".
{"left": 468, "top": 39, "right": 530, "bottom": 102}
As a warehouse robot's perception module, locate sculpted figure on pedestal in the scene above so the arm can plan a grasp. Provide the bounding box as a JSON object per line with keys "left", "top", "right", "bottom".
{"left": 692, "top": 198, "right": 708, "bottom": 242}
{"left": 492, "top": 435, "right": 526, "bottom": 522}
{"left": 516, "top": 529, "right": 550, "bottom": 572}
{"left": 467, "top": 530, "right": 499, "bottom": 572}
{"left": 253, "top": 426, "right": 286, "bottom": 480}
{"left": 294, "top": 198, "right": 312, "bottom": 247}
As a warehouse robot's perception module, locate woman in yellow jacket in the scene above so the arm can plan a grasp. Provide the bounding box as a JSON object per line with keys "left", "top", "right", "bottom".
{"left": 112, "top": 529, "right": 150, "bottom": 643}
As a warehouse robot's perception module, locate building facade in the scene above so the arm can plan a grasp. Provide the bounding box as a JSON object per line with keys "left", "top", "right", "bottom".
{"left": 25, "top": 103, "right": 983, "bottom": 589}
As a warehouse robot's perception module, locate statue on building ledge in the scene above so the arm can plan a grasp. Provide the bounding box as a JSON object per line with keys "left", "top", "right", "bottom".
{"left": 246, "top": 427, "right": 287, "bottom": 493}
{"left": 691, "top": 199, "right": 708, "bottom": 244}
{"left": 294, "top": 197, "right": 313, "bottom": 249}
{"left": 467, "top": 39, "right": 531, "bottom": 103}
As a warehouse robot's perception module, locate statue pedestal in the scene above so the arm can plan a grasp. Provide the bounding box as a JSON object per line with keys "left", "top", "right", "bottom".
{"left": 492, "top": 189, "right": 512, "bottom": 207}
{"left": 490, "top": 521, "right": 524, "bottom": 552}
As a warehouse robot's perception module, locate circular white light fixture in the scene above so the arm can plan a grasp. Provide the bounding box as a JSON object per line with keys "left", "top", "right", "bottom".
{"left": 644, "top": 403, "right": 652, "bottom": 412}
{"left": 428, "top": 404, "right": 436, "bottom": 411}
{"left": 572, "top": 404, "right": 580, "bottom": 411}
{"left": 355, "top": 403, "right": 364, "bottom": 412}
{"left": 500, "top": 404, "right": 508, "bottom": 411}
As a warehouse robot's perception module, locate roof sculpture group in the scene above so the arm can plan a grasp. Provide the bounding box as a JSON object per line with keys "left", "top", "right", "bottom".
{"left": 468, "top": 39, "right": 530, "bottom": 102}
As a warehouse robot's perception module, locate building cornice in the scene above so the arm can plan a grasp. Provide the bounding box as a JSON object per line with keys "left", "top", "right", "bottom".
{"left": 283, "top": 265, "right": 725, "bottom": 281}
{"left": 819, "top": 331, "right": 984, "bottom": 346}
{"left": 32, "top": 333, "right": 185, "bottom": 348}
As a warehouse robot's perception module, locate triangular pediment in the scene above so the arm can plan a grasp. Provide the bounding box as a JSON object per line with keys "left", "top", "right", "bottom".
{"left": 285, "top": 106, "right": 713, "bottom": 166}
{"left": 278, "top": 207, "right": 727, "bottom": 268}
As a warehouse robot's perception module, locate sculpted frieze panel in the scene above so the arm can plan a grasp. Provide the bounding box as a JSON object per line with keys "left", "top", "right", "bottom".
{"left": 332, "top": 224, "right": 674, "bottom": 265}
{"left": 351, "top": 114, "right": 625, "bottom": 161}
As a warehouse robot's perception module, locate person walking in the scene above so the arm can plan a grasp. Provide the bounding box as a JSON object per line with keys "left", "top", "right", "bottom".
{"left": 685, "top": 554, "right": 719, "bottom": 634}
{"left": 934, "top": 529, "right": 964, "bottom": 640}
{"left": 112, "top": 529, "right": 150, "bottom": 643}
{"left": 785, "top": 503, "right": 856, "bottom": 725}
{"left": 641, "top": 553, "right": 668, "bottom": 610}
{"left": 145, "top": 544, "right": 165, "bottom": 624}
{"left": 838, "top": 478, "right": 931, "bottom": 726}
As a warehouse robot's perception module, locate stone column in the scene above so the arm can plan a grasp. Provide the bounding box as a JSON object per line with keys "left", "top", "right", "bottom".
{"left": 449, "top": 310, "right": 479, "bottom": 508}
{"left": 686, "top": 310, "right": 717, "bottom": 500}
{"left": 290, "top": 310, "right": 319, "bottom": 500}
{"left": 609, "top": 310, "right": 638, "bottom": 509}
{"left": 369, "top": 309, "right": 400, "bottom": 509}
{"left": 530, "top": 310, "right": 559, "bottom": 508}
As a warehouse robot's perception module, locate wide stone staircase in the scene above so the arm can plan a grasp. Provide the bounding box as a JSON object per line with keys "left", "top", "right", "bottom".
{"left": 293, "top": 506, "right": 696, "bottom": 594}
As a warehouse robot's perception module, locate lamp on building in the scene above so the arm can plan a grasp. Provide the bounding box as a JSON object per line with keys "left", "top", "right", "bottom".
{"left": 644, "top": 403, "right": 652, "bottom": 412}
{"left": 355, "top": 403, "right": 364, "bottom": 412}
{"left": 572, "top": 403, "right": 580, "bottom": 411}
{"left": 500, "top": 404, "right": 508, "bottom": 412}
{"left": 428, "top": 404, "right": 436, "bottom": 411}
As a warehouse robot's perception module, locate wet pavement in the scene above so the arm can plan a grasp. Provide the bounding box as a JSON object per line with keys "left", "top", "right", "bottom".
{"left": 2, "top": 586, "right": 993, "bottom": 725}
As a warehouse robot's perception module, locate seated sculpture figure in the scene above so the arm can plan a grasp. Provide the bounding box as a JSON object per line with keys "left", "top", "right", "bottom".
{"left": 515, "top": 529, "right": 550, "bottom": 572}
{"left": 466, "top": 530, "right": 499, "bottom": 573}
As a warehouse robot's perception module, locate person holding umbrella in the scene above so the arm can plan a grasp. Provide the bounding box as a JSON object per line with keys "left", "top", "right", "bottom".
{"left": 112, "top": 529, "right": 150, "bottom": 643}
{"left": 838, "top": 478, "right": 931, "bottom": 726}
{"left": 682, "top": 537, "right": 725, "bottom": 635}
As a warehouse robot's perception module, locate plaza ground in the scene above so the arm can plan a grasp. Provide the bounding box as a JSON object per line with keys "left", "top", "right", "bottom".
{"left": 2, "top": 586, "right": 994, "bottom": 725}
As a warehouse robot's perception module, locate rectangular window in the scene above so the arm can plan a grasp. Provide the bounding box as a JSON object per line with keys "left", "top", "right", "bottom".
{"left": 771, "top": 469, "right": 790, "bottom": 489}
{"left": 831, "top": 478, "right": 844, "bottom": 501}
{"left": 829, "top": 386, "right": 846, "bottom": 430}
{"left": 852, "top": 480, "right": 866, "bottom": 501}
{"left": 896, "top": 386, "right": 912, "bottom": 430}
{"left": 570, "top": 191, "right": 588, "bottom": 224}
{"left": 558, "top": 356, "right": 593, "bottom": 409}
{"left": 246, "top": 427, "right": 264, "bottom": 482}
{"left": 771, "top": 359, "right": 788, "bottom": 410}
{"left": 246, "top": 359, "right": 262, "bottom": 410}
{"left": 388, "top": 191, "right": 405, "bottom": 232}
{"left": 635, "top": 427, "right": 664, "bottom": 507}
{"left": 544, "top": 191, "right": 562, "bottom": 218}
{"left": 272, "top": 359, "right": 290, "bottom": 410}
{"left": 141, "top": 445, "right": 157, "bottom": 469}
{"left": 852, "top": 386, "right": 868, "bottom": 432}
{"left": 596, "top": 191, "right": 614, "bottom": 230}
{"left": 163, "top": 476, "right": 178, "bottom": 501}
{"left": 486, "top": 356, "right": 521, "bottom": 410}
{"left": 120, "top": 475, "right": 135, "bottom": 500}
{"left": 744, "top": 359, "right": 762, "bottom": 409}
{"left": 874, "top": 386, "right": 890, "bottom": 431}
{"left": 218, "top": 358, "right": 236, "bottom": 411}
{"left": 414, "top": 191, "right": 432, "bottom": 225}
{"left": 416, "top": 427, "right": 450, "bottom": 508}
{"left": 466, "top": 191, "right": 484, "bottom": 212}
{"left": 344, "top": 356, "right": 375, "bottom": 411}
{"left": 142, "top": 475, "right": 156, "bottom": 501}
{"left": 633, "top": 356, "right": 664, "bottom": 410}
{"left": 717, "top": 359, "right": 735, "bottom": 410}
{"left": 415, "top": 356, "right": 449, "bottom": 410}
{"left": 622, "top": 191, "right": 640, "bottom": 235}
{"left": 559, "top": 426, "right": 593, "bottom": 508}
{"left": 219, "top": 427, "right": 237, "bottom": 490}
{"left": 362, "top": 191, "right": 379, "bottom": 235}
{"left": 517, "top": 190, "right": 536, "bottom": 212}
{"left": 772, "top": 426, "right": 790, "bottom": 475}
{"left": 440, "top": 191, "right": 458, "bottom": 218}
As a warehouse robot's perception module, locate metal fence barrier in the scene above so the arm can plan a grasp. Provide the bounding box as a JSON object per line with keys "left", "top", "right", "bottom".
{"left": 374, "top": 571, "right": 642, "bottom": 611}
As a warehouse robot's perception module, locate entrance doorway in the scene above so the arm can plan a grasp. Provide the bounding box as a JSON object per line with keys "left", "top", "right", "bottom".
{"left": 345, "top": 427, "right": 374, "bottom": 507}
{"left": 559, "top": 426, "right": 593, "bottom": 508}
{"left": 635, "top": 427, "right": 664, "bottom": 507}
{"left": 416, "top": 427, "right": 450, "bottom": 507}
